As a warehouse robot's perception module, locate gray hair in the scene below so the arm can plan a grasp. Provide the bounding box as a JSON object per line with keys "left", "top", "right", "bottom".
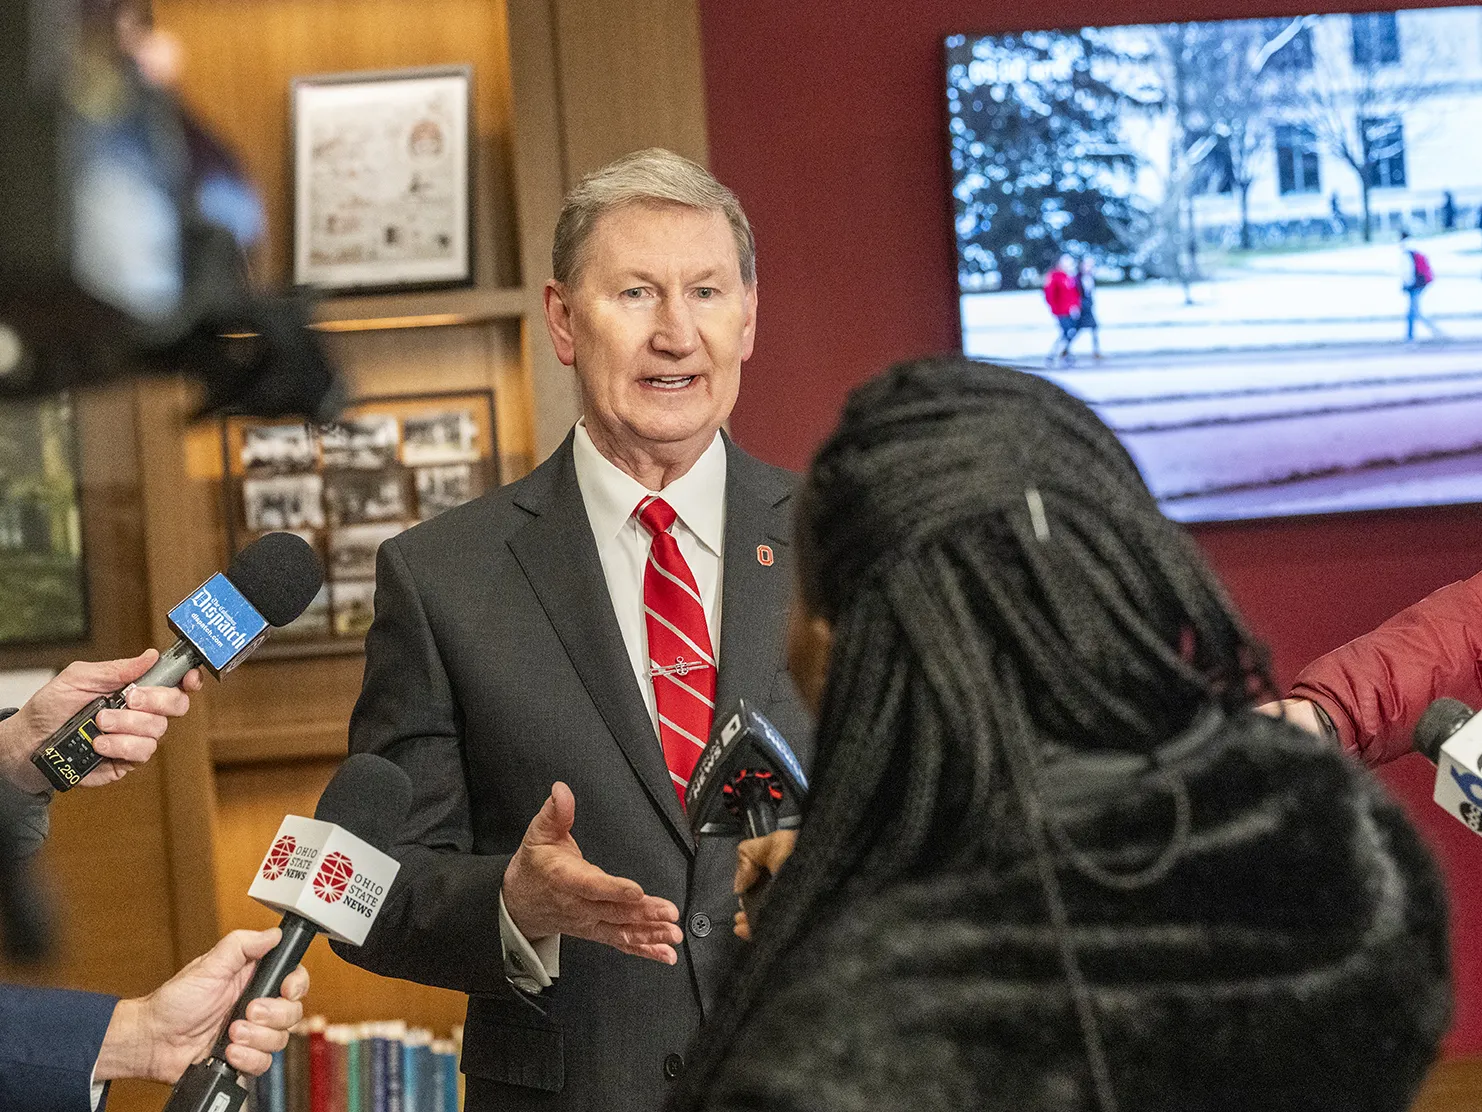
{"left": 551, "top": 148, "right": 756, "bottom": 287}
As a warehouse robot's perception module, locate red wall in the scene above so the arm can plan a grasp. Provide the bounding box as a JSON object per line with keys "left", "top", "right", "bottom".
{"left": 700, "top": 0, "right": 1482, "bottom": 1055}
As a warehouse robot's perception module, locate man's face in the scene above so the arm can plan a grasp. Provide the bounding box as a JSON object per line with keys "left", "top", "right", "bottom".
{"left": 544, "top": 202, "right": 756, "bottom": 465}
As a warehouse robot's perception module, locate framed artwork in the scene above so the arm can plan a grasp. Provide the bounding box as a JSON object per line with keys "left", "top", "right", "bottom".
{"left": 221, "top": 391, "right": 499, "bottom": 654}
{"left": 291, "top": 65, "right": 474, "bottom": 293}
{"left": 0, "top": 395, "right": 87, "bottom": 645}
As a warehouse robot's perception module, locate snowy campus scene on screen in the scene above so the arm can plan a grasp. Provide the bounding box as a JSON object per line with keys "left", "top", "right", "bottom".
{"left": 948, "top": 8, "right": 1482, "bottom": 521}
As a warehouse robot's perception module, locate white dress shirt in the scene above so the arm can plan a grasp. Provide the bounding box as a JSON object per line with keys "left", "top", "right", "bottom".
{"left": 499, "top": 422, "right": 728, "bottom": 992}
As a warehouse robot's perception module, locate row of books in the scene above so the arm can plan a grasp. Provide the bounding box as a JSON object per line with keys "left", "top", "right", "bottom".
{"left": 247, "top": 1017, "right": 465, "bottom": 1112}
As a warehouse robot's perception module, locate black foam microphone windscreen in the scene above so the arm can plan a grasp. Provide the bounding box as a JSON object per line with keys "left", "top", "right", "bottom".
{"left": 226, "top": 531, "right": 324, "bottom": 627}
{"left": 313, "top": 753, "right": 414, "bottom": 853}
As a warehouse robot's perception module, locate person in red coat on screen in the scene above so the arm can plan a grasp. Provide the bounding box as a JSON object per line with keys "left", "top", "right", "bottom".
{"left": 1263, "top": 571, "right": 1482, "bottom": 764}
{"left": 1043, "top": 254, "right": 1081, "bottom": 367}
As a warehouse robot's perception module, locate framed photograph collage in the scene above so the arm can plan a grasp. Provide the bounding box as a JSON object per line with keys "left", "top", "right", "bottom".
{"left": 221, "top": 391, "right": 498, "bottom": 651}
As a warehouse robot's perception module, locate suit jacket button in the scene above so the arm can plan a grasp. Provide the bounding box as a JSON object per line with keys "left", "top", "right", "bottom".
{"left": 664, "top": 1052, "right": 685, "bottom": 1080}
{"left": 689, "top": 912, "right": 712, "bottom": 938}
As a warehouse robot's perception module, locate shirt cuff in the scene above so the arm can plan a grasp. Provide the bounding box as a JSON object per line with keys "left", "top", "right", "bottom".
{"left": 498, "top": 889, "right": 560, "bottom": 993}
{"left": 90, "top": 1073, "right": 105, "bottom": 1111}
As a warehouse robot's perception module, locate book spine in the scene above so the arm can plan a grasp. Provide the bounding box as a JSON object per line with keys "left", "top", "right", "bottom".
{"left": 452, "top": 1026, "right": 463, "bottom": 1112}
{"left": 415, "top": 1038, "right": 436, "bottom": 1112}
{"left": 384, "top": 1021, "right": 407, "bottom": 1112}
{"left": 285, "top": 1023, "right": 309, "bottom": 1112}
{"left": 346, "top": 1029, "right": 363, "bottom": 1112}
{"left": 265, "top": 1049, "right": 286, "bottom": 1112}
{"left": 430, "top": 1040, "right": 457, "bottom": 1112}
{"left": 307, "top": 1017, "right": 330, "bottom": 1112}
{"left": 326, "top": 1025, "right": 351, "bottom": 1112}
{"left": 368, "top": 1027, "right": 388, "bottom": 1112}
{"left": 401, "top": 1037, "right": 418, "bottom": 1112}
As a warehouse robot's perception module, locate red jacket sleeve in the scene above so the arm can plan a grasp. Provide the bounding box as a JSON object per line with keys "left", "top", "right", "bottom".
{"left": 1289, "top": 572, "right": 1482, "bottom": 765}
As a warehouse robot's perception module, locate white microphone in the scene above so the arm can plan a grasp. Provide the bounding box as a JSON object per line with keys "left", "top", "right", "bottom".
{"left": 162, "top": 753, "right": 411, "bottom": 1112}
{"left": 1413, "top": 698, "right": 1482, "bottom": 834}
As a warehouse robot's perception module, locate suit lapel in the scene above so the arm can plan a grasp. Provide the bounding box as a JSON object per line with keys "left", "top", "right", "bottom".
{"left": 506, "top": 437, "right": 692, "bottom": 847}
{"left": 714, "top": 438, "right": 795, "bottom": 726}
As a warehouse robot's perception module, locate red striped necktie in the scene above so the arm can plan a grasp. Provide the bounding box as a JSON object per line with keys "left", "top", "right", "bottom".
{"left": 637, "top": 495, "right": 715, "bottom": 807}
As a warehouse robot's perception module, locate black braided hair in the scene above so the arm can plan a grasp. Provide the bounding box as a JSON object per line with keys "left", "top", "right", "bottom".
{"left": 666, "top": 357, "right": 1446, "bottom": 1112}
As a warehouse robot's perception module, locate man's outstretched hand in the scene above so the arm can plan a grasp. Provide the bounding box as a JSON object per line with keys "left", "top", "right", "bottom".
{"left": 502, "top": 782, "right": 683, "bottom": 964}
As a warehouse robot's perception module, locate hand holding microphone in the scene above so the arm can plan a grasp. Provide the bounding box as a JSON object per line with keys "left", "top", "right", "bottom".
{"left": 0, "top": 650, "right": 203, "bottom": 792}
{"left": 686, "top": 699, "right": 809, "bottom": 933}
{"left": 732, "top": 830, "right": 797, "bottom": 941}
{"left": 95, "top": 927, "right": 310, "bottom": 1086}
{"left": 163, "top": 753, "right": 411, "bottom": 1112}
{"left": 30, "top": 531, "right": 323, "bottom": 792}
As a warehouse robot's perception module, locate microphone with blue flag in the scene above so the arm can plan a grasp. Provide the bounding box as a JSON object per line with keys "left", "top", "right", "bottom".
{"left": 30, "top": 531, "right": 322, "bottom": 790}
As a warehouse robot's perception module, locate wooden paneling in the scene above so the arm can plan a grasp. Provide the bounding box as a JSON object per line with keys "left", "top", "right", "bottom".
{"left": 152, "top": 0, "right": 518, "bottom": 290}
{"left": 551, "top": 0, "right": 710, "bottom": 178}
{"left": 1413, "top": 1057, "right": 1482, "bottom": 1111}
{"left": 214, "top": 760, "right": 466, "bottom": 1032}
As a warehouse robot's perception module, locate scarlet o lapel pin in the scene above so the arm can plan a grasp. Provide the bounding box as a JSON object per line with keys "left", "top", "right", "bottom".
{"left": 756, "top": 544, "right": 774, "bottom": 567}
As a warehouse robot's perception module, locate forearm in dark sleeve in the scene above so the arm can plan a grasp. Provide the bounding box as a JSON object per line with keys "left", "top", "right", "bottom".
{"left": 0, "top": 984, "right": 117, "bottom": 1112}
{"left": 335, "top": 538, "right": 509, "bottom": 995}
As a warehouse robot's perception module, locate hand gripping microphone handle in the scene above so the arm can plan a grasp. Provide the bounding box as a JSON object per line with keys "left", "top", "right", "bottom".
{"left": 162, "top": 915, "right": 318, "bottom": 1112}
{"left": 163, "top": 755, "right": 411, "bottom": 1112}
{"left": 31, "top": 533, "right": 322, "bottom": 792}
{"left": 685, "top": 699, "right": 808, "bottom": 919}
{"left": 29, "top": 640, "right": 205, "bottom": 792}
{"left": 208, "top": 914, "right": 318, "bottom": 1061}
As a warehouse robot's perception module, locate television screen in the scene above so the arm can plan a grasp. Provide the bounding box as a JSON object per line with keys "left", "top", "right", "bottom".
{"left": 947, "top": 8, "right": 1482, "bottom": 521}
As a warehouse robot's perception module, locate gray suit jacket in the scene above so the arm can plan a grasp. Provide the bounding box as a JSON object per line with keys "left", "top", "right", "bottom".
{"left": 337, "top": 432, "right": 811, "bottom": 1111}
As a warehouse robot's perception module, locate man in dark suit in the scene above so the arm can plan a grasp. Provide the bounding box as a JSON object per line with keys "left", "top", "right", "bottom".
{"left": 339, "top": 149, "right": 810, "bottom": 1110}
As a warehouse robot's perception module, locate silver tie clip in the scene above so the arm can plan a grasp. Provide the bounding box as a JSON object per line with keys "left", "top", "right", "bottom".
{"left": 650, "top": 657, "right": 712, "bottom": 680}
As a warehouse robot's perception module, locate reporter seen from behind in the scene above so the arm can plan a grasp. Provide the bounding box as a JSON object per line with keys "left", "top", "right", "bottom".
{"left": 670, "top": 357, "right": 1452, "bottom": 1112}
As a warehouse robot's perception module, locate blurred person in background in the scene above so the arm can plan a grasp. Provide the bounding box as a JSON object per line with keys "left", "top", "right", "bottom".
{"left": 1043, "top": 254, "right": 1081, "bottom": 367}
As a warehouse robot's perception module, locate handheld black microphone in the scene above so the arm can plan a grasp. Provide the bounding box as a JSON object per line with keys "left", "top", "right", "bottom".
{"left": 30, "top": 531, "right": 323, "bottom": 791}
{"left": 163, "top": 753, "right": 412, "bottom": 1112}
{"left": 1415, "top": 698, "right": 1473, "bottom": 764}
{"left": 1414, "top": 697, "right": 1482, "bottom": 834}
{"left": 686, "top": 699, "right": 808, "bottom": 916}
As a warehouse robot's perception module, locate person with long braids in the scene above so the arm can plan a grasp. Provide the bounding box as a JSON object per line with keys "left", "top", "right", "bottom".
{"left": 666, "top": 356, "right": 1452, "bottom": 1112}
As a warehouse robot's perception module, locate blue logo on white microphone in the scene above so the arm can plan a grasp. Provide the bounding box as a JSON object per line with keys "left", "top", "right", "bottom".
{"left": 1450, "top": 765, "right": 1482, "bottom": 809}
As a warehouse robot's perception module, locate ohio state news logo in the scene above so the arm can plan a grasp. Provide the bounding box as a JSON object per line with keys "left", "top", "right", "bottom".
{"left": 261, "top": 835, "right": 297, "bottom": 881}
{"left": 313, "top": 852, "right": 355, "bottom": 904}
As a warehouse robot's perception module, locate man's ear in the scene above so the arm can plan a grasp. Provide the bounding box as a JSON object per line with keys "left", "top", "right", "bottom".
{"left": 739, "top": 282, "right": 758, "bottom": 363}
{"left": 544, "top": 280, "right": 577, "bottom": 366}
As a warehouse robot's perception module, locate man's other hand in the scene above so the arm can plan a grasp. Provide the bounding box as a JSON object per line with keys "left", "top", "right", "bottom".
{"left": 732, "top": 829, "right": 797, "bottom": 941}
{"left": 0, "top": 649, "right": 204, "bottom": 792}
{"left": 503, "top": 782, "right": 683, "bottom": 964}
{"left": 95, "top": 927, "right": 309, "bottom": 1084}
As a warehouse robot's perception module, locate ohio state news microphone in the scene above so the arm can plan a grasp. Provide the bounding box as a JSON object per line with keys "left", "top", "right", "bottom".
{"left": 30, "top": 531, "right": 323, "bottom": 791}
{"left": 164, "top": 753, "right": 412, "bottom": 1112}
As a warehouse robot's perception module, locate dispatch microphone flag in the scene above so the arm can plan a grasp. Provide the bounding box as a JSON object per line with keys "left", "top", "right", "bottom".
{"left": 31, "top": 531, "right": 323, "bottom": 791}
{"left": 163, "top": 753, "right": 411, "bottom": 1112}
{"left": 686, "top": 699, "right": 808, "bottom": 916}
{"left": 1413, "top": 697, "right": 1482, "bottom": 834}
